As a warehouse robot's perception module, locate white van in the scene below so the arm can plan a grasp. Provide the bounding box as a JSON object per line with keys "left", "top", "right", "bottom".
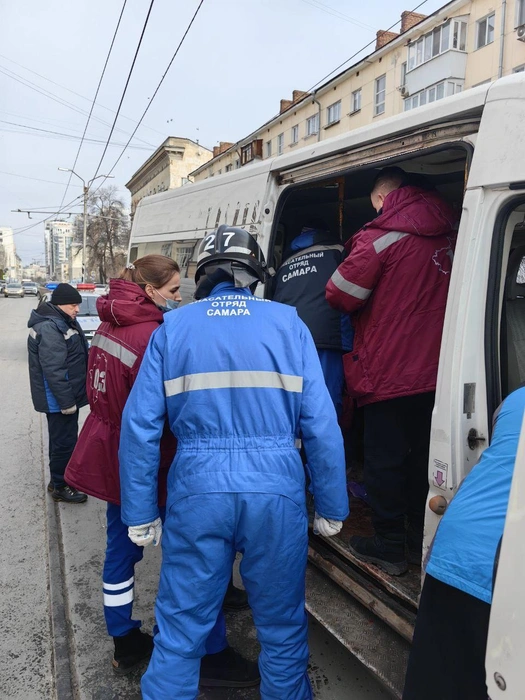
{"left": 129, "top": 73, "right": 525, "bottom": 697}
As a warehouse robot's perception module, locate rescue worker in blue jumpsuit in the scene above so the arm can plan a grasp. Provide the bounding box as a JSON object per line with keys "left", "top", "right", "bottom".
{"left": 119, "top": 226, "right": 350, "bottom": 700}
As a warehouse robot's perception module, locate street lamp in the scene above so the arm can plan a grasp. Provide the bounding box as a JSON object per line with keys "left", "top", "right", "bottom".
{"left": 58, "top": 168, "right": 114, "bottom": 282}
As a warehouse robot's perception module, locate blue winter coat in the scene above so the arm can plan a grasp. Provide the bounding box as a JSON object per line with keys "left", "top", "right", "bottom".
{"left": 119, "top": 282, "right": 349, "bottom": 527}
{"left": 426, "top": 386, "right": 525, "bottom": 604}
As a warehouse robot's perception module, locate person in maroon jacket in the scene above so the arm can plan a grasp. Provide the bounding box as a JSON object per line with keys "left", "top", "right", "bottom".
{"left": 65, "top": 256, "right": 257, "bottom": 688}
{"left": 326, "top": 167, "right": 457, "bottom": 576}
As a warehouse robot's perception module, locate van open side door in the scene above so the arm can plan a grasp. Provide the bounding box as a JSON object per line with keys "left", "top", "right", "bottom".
{"left": 486, "top": 408, "right": 525, "bottom": 699}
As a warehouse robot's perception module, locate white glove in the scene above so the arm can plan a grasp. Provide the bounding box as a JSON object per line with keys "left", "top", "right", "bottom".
{"left": 128, "top": 518, "right": 162, "bottom": 547}
{"left": 313, "top": 513, "right": 343, "bottom": 538}
{"left": 61, "top": 405, "right": 77, "bottom": 415}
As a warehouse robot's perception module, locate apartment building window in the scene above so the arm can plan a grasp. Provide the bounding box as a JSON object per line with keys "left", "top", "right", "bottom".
{"left": 266, "top": 140, "right": 272, "bottom": 157}
{"left": 404, "top": 80, "right": 463, "bottom": 111}
{"left": 235, "top": 159, "right": 240, "bottom": 169}
{"left": 241, "top": 143, "right": 253, "bottom": 164}
{"left": 514, "top": 65, "right": 525, "bottom": 73}
{"left": 277, "top": 133, "right": 284, "bottom": 155}
{"left": 161, "top": 243, "right": 173, "bottom": 257}
{"left": 291, "top": 125, "right": 299, "bottom": 144}
{"left": 375, "top": 75, "right": 386, "bottom": 116}
{"left": 326, "top": 100, "right": 341, "bottom": 125}
{"left": 400, "top": 62, "right": 407, "bottom": 87}
{"left": 225, "top": 164, "right": 233, "bottom": 172}
{"left": 176, "top": 246, "right": 194, "bottom": 269}
{"left": 306, "top": 113, "right": 319, "bottom": 136}
{"left": 407, "top": 19, "right": 466, "bottom": 71}
{"left": 477, "top": 13, "right": 495, "bottom": 48}
{"left": 351, "top": 89, "right": 362, "bottom": 113}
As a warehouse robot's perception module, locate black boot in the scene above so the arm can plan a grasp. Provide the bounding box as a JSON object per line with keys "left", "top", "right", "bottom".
{"left": 52, "top": 485, "right": 88, "bottom": 504}
{"left": 223, "top": 577, "right": 249, "bottom": 612}
{"left": 200, "top": 646, "right": 260, "bottom": 688}
{"left": 348, "top": 534, "right": 408, "bottom": 576}
{"left": 112, "top": 628, "right": 154, "bottom": 675}
{"left": 47, "top": 481, "right": 54, "bottom": 493}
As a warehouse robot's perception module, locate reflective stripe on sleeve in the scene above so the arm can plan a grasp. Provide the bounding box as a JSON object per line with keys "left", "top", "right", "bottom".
{"left": 91, "top": 334, "right": 138, "bottom": 369}
{"left": 373, "top": 231, "right": 409, "bottom": 254}
{"left": 103, "top": 576, "right": 134, "bottom": 591}
{"left": 165, "top": 370, "right": 303, "bottom": 397}
{"left": 103, "top": 589, "right": 134, "bottom": 607}
{"left": 63, "top": 329, "right": 79, "bottom": 340}
{"left": 330, "top": 270, "right": 372, "bottom": 301}
{"left": 29, "top": 328, "right": 37, "bottom": 339}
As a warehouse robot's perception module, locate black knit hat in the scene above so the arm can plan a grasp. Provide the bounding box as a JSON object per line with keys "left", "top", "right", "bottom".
{"left": 51, "top": 283, "right": 82, "bottom": 305}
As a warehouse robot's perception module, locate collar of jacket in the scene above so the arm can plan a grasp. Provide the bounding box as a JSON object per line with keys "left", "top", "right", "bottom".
{"left": 209, "top": 281, "right": 253, "bottom": 297}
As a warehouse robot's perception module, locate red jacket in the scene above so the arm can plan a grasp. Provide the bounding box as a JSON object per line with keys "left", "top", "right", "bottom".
{"left": 65, "top": 279, "right": 176, "bottom": 505}
{"left": 326, "top": 186, "right": 457, "bottom": 407}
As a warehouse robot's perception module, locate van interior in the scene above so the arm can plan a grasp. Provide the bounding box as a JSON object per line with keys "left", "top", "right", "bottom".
{"left": 265, "top": 143, "right": 525, "bottom": 635}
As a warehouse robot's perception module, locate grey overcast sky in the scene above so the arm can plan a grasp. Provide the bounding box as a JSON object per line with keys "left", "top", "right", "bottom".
{"left": 0, "top": 0, "right": 445, "bottom": 263}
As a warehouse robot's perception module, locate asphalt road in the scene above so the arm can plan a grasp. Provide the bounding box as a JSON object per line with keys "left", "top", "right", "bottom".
{"left": 0, "top": 295, "right": 392, "bottom": 699}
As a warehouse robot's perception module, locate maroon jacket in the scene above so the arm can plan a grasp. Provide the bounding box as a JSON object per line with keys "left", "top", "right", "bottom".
{"left": 65, "top": 279, "right": 176, "bottom": 505}
{"left": 326, "top": 185, "right": 457, "bottom": 407}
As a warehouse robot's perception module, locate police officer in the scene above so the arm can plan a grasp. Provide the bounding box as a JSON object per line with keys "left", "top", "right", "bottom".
{"left": 119, "top": 225, "right": 349, "bottom": 700}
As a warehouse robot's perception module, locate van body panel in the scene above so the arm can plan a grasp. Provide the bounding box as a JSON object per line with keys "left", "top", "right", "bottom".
{"left": 486, "top": 411, "right": 525, "bottom": 700}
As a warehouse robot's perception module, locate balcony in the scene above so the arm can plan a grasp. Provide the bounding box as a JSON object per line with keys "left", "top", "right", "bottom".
{"left": 405, "top": 49, "right": 467, "bottom": 96}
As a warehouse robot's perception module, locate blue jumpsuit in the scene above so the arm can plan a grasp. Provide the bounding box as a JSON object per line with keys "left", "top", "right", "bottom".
{"left": 119, "top": 281, "right": 349, "bottom": 700}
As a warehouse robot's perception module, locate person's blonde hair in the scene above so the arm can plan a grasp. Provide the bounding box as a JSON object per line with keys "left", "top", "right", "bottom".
{"left": 120, "top": 255, "right": 180, "bottom": 288}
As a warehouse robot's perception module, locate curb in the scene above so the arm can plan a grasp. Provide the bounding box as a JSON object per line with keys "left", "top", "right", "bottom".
{"left": 42, "top": 414, "right": 76, "bottom": 700}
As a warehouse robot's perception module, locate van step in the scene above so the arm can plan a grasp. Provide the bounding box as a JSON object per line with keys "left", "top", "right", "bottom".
{"left": 324, "top": 531, "right": 421, "bottom": 609}
{"left": 306, "top": 564, "right": 410, "bottom": 699}
{"left": 308, "top": 539, "right": 416, "bottom": 642}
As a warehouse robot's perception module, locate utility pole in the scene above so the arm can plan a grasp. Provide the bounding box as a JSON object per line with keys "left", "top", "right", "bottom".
{"left": 58, "top": 169, "right": 114, "bottom": 282}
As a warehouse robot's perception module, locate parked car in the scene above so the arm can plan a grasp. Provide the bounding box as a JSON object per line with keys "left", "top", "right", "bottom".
{"left": 22, "top": 282, "right": 39, "bottom": 296}
{"left": 40, "top": 290, "right": 101, "bottom": 346}
{"left": 4, "top": 282, "right": 24, "bottom": 298}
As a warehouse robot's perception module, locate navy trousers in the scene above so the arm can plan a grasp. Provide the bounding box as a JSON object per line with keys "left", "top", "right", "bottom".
{"left": 46, "top": 411, "right": 79, "bottom": 489}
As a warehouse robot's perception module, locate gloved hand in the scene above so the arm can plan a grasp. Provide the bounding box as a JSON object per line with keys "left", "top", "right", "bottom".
{"left": 61, "top": 405, "right": 77, "bottom": 415}
{"left": 128, "top": 518, "right": 162, "bottom": 547}
{"left": 313, "top": 513, "right": 343, "bottom": 538}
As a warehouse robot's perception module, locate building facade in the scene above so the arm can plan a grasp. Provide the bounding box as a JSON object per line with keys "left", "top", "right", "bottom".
{"left": 0, "top": 227, "right": 20, "bottom": 280}
{"left": 125, "top": 137, "right": 213, "bottom": 218}
{"left": 44, "top": 220, "right": 75, "bottom": 281}
{"left": 22, "top": 263, "right": 47, "bottom": 283}
{"left": 190, "top": 0, "right": 525, "bottom": 181}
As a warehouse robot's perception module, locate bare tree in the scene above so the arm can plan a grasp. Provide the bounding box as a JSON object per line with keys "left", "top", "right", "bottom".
{"left": 75, "top": 186, "right": 131, "bottom": 283}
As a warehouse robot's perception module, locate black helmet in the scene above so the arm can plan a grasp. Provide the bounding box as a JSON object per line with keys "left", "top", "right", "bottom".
{"left": 195, "top": 225, "right": 268, "bottom": 285}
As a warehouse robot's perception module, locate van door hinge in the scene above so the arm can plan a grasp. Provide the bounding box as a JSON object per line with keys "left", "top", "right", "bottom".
{"left": 468, "top": 428, "right": 486, "bottom": 450}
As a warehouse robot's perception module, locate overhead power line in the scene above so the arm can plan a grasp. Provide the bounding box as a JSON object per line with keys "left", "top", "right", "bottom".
{"left": 11, "top": 194, "right": 85, "bottom": 236}
{"left": 92, "top": 0, "right": 156, "bottom": 180}
{"left": 0, "top": 120, "right": 152, "bottom": 150}
{"left": 92, "top": 0, "right": 206, "bottom": 195}
{"left": 0, "top": 65, "right": 154, "bottom": 147}
{"left": 0, "top": 170, "right": 83, "bottom": 187}
{"left": 59, "top": 0, "right": 129, "bottom": 209}
{"left": 0, "top": 53, "right": 166, "bottom": 138}
{"left": 307, "top": 0, "right": 431, "bottom": 92}
{"left": 299, "top": 0, "right": 376, "bottom": 31}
